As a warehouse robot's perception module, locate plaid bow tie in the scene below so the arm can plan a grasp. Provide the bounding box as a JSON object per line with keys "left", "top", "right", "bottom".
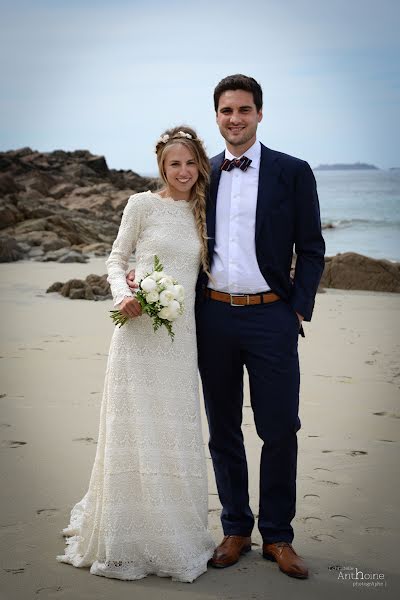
{"left": 220, "top": 155, "right": 252, "bottom": 172}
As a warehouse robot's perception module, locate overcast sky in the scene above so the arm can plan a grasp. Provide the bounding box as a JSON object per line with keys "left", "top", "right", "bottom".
{"left": 1, "top": 0, "right": 399, "bottom": 173}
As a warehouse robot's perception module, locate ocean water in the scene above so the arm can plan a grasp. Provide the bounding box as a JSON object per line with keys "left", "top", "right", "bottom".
{"left": 315, "top": 170, "right": 400, "bottom": 262}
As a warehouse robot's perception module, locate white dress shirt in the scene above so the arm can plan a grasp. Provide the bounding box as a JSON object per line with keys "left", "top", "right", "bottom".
{"left": 209, "top": 140, "right": 271, "bottom": 294}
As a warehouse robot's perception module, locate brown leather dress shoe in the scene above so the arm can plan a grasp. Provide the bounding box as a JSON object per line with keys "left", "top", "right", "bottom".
{"left": 262, "top": 542, "right": 309, "bottom": 579}
{"left": 210, "top": 535, "right": 252, "bottom": 568}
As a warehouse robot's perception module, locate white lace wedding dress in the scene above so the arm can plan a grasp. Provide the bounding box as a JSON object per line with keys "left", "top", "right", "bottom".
{"left": 56, "top": 191, "right": 215, "bottom": 582}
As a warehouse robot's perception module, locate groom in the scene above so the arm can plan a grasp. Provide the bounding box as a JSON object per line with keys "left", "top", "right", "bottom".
{"left": 195, "top": 74, "right": 325, "bottom": 579}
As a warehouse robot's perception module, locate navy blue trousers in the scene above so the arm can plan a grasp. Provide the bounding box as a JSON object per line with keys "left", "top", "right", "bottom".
{"left": 196, "top": 297, "right": 301, "bottom": 543}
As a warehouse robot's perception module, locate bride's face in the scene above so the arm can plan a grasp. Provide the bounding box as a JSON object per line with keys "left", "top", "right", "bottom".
{"left": 162, "top": 143, "right": 199, "bottom": 201}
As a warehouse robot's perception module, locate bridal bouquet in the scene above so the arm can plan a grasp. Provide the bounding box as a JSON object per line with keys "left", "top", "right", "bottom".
{"left": 109, "top": 255, "right": 184, "bottom": 341}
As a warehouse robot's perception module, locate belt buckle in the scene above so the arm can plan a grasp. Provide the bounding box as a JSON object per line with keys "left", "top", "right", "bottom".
{"left": 230, "top": 294, "right": 249, "bottom": 307}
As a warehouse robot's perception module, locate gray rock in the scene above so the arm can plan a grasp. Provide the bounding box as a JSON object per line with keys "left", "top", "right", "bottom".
{"left": 42, "top": 238, "right": 70, "bottom": 252}
{"left": 86, "top": 155, "right": 109, "bottom": 175}
{"left": 81, "top": 242, "right": 110, "bottom": 256}
{"left": 6, "top": 147, "right": 33, "bottom": 158}
{"left": 22, "top": 207, "right": 54, "bottom": 219}
{"left": 0, "top": 173, "right": 23, "bottom": 194}
{"left": 91, "top": 284, "right": 110, "bottom": 297}
{"left": 69, "top": 288, "right": 86, "bottom": 299}
{"left": 15, "top": 230, "right": 55, "bottom": 247}
{"left": 58, "top": 251, "right": 88, "bottom": 263}
{"left": 0, "top": 204, "right": 24, "bottom": 229}
{"left": 16, "top": 242, "right": 31, "bottom": 253}
{"left": 46, "top": 273, "right": 112, "bottom": 301}
{"left": 0, "top": 235, "right": 24, "bottom": 262}
{"left": 60, "top": 279, "right": 86, "bottom": 297}
{"left": 86, "top": 273, "right": 105, "bottom": 285}
{"left": 41, "top": 249, "right": 69, "bottom": 261}
{"left": 320, "top": 252, "right": 400, "bottom": 293}
{"left": 46, "top": 281, "right": 63, "bottom": 293}
{"left": 21, "top": 172, "right": 57, "bottom": 196}
{"left": 48, "top": 182, "right": 74, "bottom": 199}
{"left": 28, "top": 247, "right": 44, "bottom": 257}
{"left": 84, "top": 285, "right": 95, "bottom": 300}
{"left": 14, "top": 218, "right": 48, "bottom": 234}
{"left": 15, "top": 188, "right": 44, "bottom": 203}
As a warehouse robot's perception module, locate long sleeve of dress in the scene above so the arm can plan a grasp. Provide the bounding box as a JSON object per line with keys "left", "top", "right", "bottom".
{"left": 105, "top": 194, "right": 144, "bottom": 307}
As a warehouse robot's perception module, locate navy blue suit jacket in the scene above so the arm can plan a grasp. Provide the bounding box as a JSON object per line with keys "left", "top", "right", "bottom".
{"left": 197, "top": 143, "right": 325, "bottom": 321}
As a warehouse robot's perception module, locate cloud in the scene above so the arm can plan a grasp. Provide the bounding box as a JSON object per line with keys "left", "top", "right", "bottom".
{"left": 1, "top": 0, "right": 399, "bottom": 170}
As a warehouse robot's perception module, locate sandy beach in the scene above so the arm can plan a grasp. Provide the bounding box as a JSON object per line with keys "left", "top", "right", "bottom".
{"left": 0, "top": 258, "right": 399, "bottom": 600}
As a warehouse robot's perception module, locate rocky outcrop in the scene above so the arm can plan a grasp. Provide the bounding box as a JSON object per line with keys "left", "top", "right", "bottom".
{"left": 320, "top": 253, "right": 400, "bottom": 293}
{"left": 0, "top": 148, "right": 159, "bottom": 262}
{"left": 46, "top": 274, "right": 111, "bottom": 300}
{"left": 47, "top": 252, "right": 400, "bottom": 302}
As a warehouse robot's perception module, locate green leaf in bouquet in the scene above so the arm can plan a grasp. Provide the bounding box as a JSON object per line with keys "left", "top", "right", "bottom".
{"left": 109, "top": 309, "right": 129, "bottom": 328}
{"left": 153, "top": 255, "right": 163, "bottom": 272}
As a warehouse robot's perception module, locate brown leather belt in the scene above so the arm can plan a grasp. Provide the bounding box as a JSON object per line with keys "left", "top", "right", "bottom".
{"left": 205, "top": 289, "right": 280, "bottom": 306}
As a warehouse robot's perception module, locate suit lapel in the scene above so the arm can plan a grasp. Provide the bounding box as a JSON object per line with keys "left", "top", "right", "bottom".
{"left": 207, "top": 151, "right": 225, "bottom": 258}
{"left": 255, "top": 144, "right": 281, "bottom": 241}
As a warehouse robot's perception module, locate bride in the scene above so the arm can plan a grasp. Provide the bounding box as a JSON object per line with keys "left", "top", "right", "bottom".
{"left": 56, "top": 125, "right": 215, "bottom": 582}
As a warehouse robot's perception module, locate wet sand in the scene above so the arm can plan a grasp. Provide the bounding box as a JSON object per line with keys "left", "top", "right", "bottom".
{"left": 0, "top": 258, "right": 399, "bottom": 599}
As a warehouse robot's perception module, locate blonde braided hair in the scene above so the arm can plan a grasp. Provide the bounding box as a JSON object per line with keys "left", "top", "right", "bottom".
{"left": 155, "top": 125, "right": 211, "bottom": 277}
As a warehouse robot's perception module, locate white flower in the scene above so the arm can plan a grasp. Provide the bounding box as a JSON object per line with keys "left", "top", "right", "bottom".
{"left": 157, "top": 134, "right": 170, "bottom": 144}
{"left": 149, "top": 270, "right": 165, "bottom": 281}
{"left": 159, "top": 289, "right": 175, "bottom": 306}
{"left": 140, "top": 276, "right": 157, "bottom": 293}
{"left": 146, "top": 291, "right": 159, "bottom": 303}
{"left": 158, "top": 306, "right": 171, "bottom": 320}
{"left": 158, "top": 300, "right": 180, "bottom": 321}
{"left": 171, "top": 284, "right": 185, "bottom": 302}
{"left": 177, "top": 131, "right": 192, "bottom": 139}
{"left": 167, "top": 299, "right": 181, "bottom": 320}
{"left": 159, "top": 276, "right": 174, "bottom": 290}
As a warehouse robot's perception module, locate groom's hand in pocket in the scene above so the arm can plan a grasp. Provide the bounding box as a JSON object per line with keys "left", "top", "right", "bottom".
{"left": 119, "top": 297, "right": 142, "bottom": 318}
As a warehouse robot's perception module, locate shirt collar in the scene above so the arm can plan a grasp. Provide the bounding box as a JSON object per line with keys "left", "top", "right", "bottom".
{"left": 224, "top": 139, "right": 261, "bottom": 169}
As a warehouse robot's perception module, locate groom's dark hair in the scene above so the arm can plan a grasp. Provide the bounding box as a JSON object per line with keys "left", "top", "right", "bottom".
{"left": 214, "top": 74, "right": 263, "bottom": 112}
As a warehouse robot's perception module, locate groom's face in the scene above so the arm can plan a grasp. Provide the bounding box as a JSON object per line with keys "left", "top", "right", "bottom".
{"left": 216, "top": 89, "right": 263, "bottom": 154}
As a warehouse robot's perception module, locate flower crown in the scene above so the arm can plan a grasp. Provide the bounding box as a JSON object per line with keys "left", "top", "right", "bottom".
{"left": 155, "top": 130, "right": 204, "bottom": 152}
{"left": 156, "top": 130, "right": 192, "bottom": 145}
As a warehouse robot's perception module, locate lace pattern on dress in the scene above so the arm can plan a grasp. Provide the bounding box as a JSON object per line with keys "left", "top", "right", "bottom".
{"left": 56, "top": 192, "right": 215, "bottom": 582}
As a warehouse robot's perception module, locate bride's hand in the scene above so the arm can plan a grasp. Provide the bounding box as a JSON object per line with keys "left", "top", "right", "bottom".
{"left": 119, "top": 297, "right": 142, "bottom": 318}
{"left": 126, "top": 269, "right": 138, "bottom": 293}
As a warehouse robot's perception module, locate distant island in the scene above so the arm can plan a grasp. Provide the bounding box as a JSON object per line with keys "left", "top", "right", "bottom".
{"left": 314, "top": 162, "right": 379, "bottom": 171}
